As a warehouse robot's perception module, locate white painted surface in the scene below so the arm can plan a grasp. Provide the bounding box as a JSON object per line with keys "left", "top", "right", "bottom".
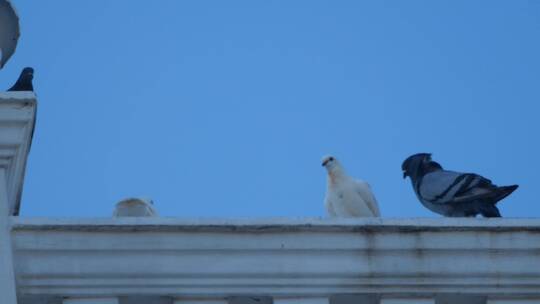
{"left": 274, "top": 298, "right": 329, "bottom": 304}
{"left": 0, "top": 169, "right": 18, "bottom": 304}
{"left": 9, "top": 217, "right": 540, "bottom": 299}
{"left": 12, "top": 216, "right": 540, "bottom": 229}
{"left": 0, "top": 92, "right": 37, "bottom": 215}
{"left": 63, "top": 298, "right": 119, "bottom": 304}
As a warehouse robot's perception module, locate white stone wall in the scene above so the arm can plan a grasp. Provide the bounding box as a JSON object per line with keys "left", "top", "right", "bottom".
{"left": 9, "top": 217, "right": 540, "bottom": 304}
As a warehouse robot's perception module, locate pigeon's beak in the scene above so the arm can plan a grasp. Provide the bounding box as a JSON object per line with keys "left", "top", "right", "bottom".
{"left": 402, "top": 170, "right": 408, "bottom": 179}
{"left": 322, "top": 159, "right": 329, "bottom": 167}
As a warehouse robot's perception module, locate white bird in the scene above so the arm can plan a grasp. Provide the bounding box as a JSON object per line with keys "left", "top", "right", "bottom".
{"left": 113, "top": 198, "right": 158, "bottom": 217}
{"left": 322, "top": 155, "right": 380, "bottom": 217}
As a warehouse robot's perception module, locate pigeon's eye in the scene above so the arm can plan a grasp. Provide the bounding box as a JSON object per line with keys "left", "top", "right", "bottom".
{"left": 329, "top": 157, "right": 334, "bottom": 161}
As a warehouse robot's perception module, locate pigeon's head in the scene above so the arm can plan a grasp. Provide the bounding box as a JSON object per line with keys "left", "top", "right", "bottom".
{"left": 425, "top": 160, "right": 443, "bottom": 173}
{"left": 321, "top": 155, "right": 342, "bottom": 171}
{"left": 401, "top": 153, "right": 432, "bottom": 180}
{"left": 20, "top": 67, "right": 34, "bottom": 80}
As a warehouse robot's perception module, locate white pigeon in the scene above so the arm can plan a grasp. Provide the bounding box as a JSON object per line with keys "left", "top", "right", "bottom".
{"left": 322, "top": 155, "right": 380, "bottom": 217}
{"left": 113, "top": 197, "right": 158, "bottom": 217}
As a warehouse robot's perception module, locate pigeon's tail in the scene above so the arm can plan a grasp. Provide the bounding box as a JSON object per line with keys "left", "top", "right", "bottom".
{"left": 492, "top": 185, "right": 519, "bottom": 204}
{"left": 479, "top": 204, "right": 501, "bottom": 218}
{"left": 476, "top": 185, "right": 517, "bottom": 218}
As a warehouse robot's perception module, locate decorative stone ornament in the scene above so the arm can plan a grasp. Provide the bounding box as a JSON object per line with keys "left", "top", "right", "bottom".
{"left": 0, "top": 0, "right": 20, "bottom": 69}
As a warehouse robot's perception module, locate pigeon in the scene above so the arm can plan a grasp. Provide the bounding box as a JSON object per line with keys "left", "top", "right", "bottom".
{"left": 402, "top": 153, "right": 518, "bottom": 217}
{"left": 8, "top": 67, "right": 34, "bottom": 91}
{"left": 322, "top": 155, "right": 380, "bottom": 217}
{"left": 0, "top": 0, "right": 20, "bottom": 69}
{"left": 113, "top": 198, "right": 158, "bottom": 217}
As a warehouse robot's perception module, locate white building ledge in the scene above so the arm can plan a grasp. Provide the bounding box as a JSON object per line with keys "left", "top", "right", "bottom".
{"left": 10, "top": 217, "right": 540, "bottom": 304}
{"left": 0, "top": 92, "right": 36, "bottom": 216}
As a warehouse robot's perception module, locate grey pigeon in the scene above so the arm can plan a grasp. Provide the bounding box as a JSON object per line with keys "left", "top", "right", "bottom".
{"left": 402, "top": 153, "right": 518, "bottom": 217}
{"left": 8, "top": 67, "right": 34, "bottom": 91}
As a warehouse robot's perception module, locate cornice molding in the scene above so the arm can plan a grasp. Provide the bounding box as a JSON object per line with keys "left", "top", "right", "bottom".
{"left": 10, "top": 217, "right": 540, "bottom": 297}
{"left": 0, "top": 92, "right": 37, "bottom": 215}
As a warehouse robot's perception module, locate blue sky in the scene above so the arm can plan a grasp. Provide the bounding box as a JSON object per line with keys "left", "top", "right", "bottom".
{"left": 2, "top": 1, "right": 539, "bottom": 217}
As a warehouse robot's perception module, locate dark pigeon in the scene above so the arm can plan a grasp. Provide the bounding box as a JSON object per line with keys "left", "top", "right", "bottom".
{"left": 7, "top": 67, "right": 33, "bottom": 91}
{"left": 402, "top": 153, "right": 518, "bottom": 218}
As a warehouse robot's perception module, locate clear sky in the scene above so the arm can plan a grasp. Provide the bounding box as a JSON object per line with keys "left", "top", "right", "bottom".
{"left": 1, "top": 1, "right": 539, "bottom": 218}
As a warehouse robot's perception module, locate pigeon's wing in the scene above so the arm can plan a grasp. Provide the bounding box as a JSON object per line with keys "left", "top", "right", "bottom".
{"left": 419, "top": 170, "right": 494, "bottom": 205}
{"left": 354, "top": 180, "right": 381, "bottom": 216}
{"left": 0, "top": 0, "right": 20, "bottom": 68}
{"left": 145, "top": 202, "right": 158, "bottom": 216}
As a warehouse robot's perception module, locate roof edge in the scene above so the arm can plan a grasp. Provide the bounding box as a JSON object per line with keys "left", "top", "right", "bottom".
{"left": 0, "top": 92, "right": 37, "bottom": 215}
